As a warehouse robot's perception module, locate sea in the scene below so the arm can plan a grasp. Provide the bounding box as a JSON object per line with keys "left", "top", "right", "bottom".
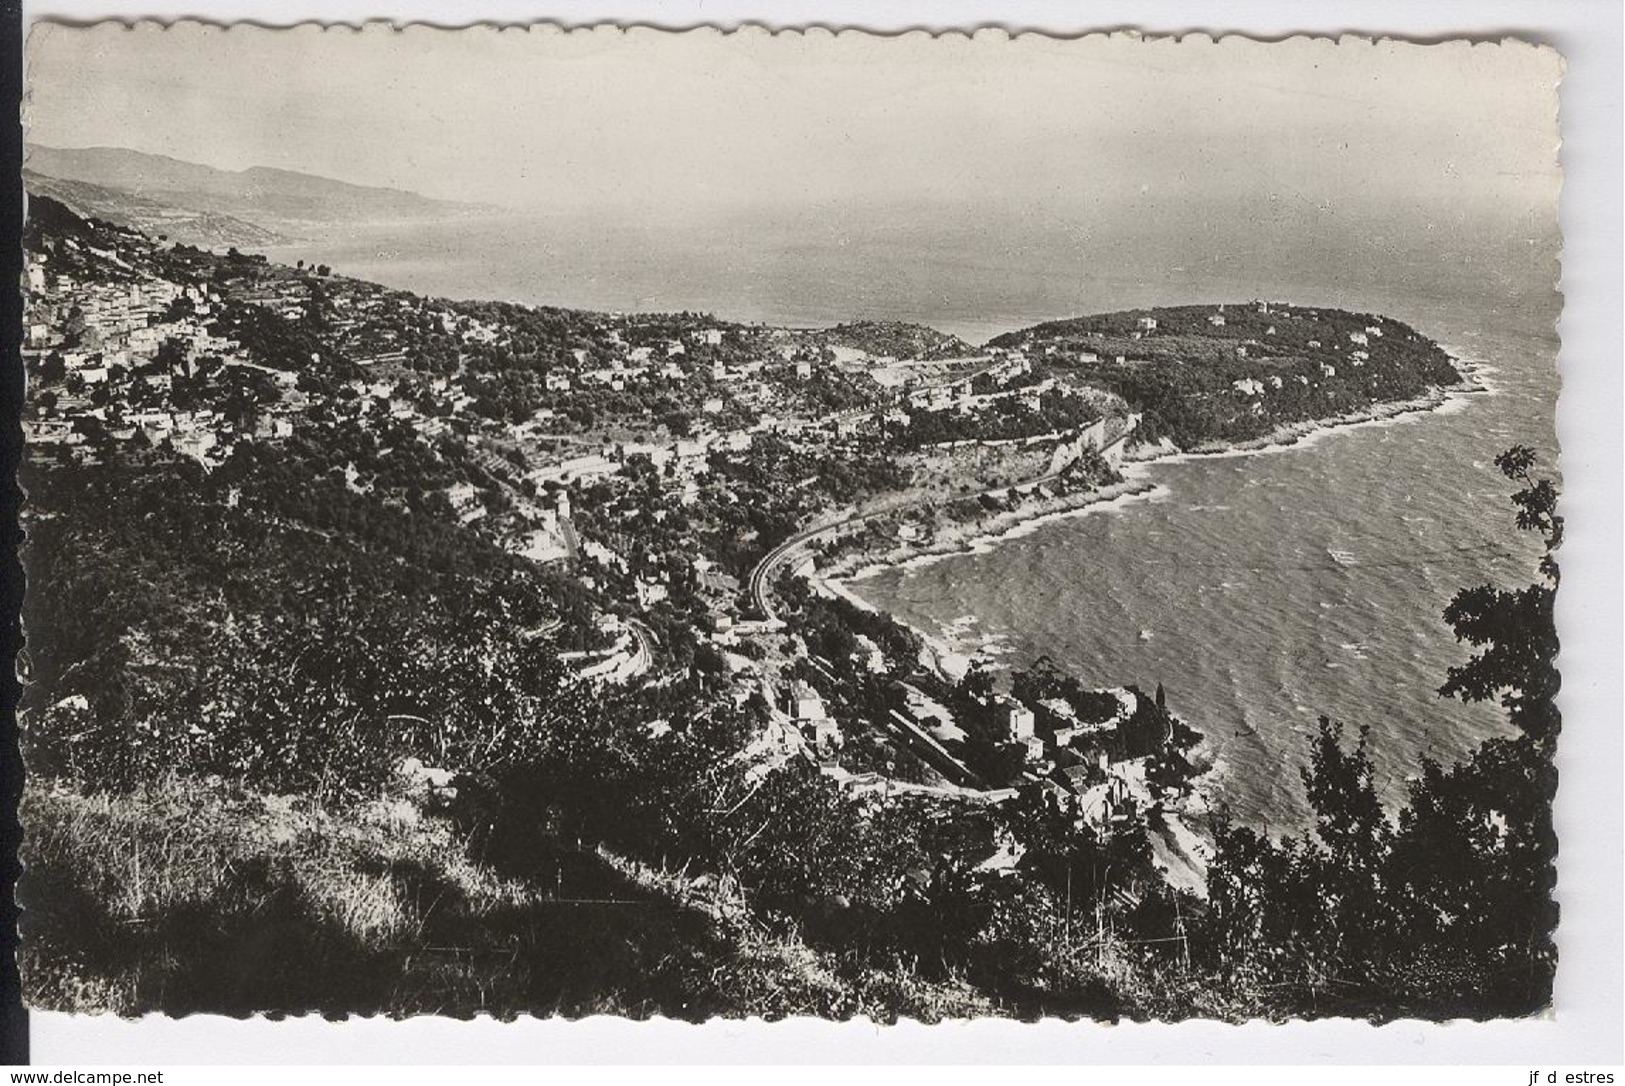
{"left": 258, "top": 211, "right": 1562, "bottom": 832}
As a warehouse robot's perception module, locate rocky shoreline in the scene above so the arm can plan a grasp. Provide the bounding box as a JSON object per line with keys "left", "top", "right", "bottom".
{"left": 800, "top": 363, "right": 1488, "bottom": 894}
{"left": 821, "top": 361, "right": 1487, "bottom": 596}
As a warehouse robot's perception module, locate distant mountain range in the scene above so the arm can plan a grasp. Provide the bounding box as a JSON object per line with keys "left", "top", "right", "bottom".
{"left": 24, "top": 144, "right": 489, "bottom": 248}
{"left": 23, "top": 170, "right": 288, "bottom": 248}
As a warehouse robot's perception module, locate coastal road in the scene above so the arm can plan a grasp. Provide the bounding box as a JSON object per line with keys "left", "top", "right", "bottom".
{"left": 747, "top": 458, "right": 1087, "bottom": 622}
{"left": 748, "top": 514, "right": 870, "bottom": 623}
{"left": 746, "top": 409, "right": 1140, "bottom": 620}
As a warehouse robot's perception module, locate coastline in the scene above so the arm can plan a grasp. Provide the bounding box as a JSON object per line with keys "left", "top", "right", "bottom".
{"left": 803, "top": 361, "right": 1489, "bottom": 893}
{"left": 822, "top": 359, "right": 1490, "bottom": 608}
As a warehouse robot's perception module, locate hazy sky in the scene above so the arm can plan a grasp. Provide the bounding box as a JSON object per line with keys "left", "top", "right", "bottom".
{"left": 25, "top": 22, "right": 1561, "bottom": 236}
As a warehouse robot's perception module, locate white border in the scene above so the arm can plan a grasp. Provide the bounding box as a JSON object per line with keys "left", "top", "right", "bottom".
{"left": 18, "top": 0, "right": 1624, "bottom": 1067}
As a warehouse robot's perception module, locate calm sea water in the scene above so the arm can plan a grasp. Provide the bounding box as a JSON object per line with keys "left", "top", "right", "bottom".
{"left": 262, "top": 214, "right": 1561, "bottom": 831}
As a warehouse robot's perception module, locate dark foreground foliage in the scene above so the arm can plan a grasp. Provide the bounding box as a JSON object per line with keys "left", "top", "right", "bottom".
{"left": 23, "top": 387, "right": 1561, "bottom": 1022}
{"left": 18, "top": 204, "right": 1558, "bottom": 1022}
{"left": 22, "top": 780, "right": 996, "bottom": 1020}
{"left": 1192, "top": 446, "right": 1559, "bottom": 1019}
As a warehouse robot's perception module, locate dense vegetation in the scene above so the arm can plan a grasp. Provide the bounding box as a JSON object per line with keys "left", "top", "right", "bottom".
{"left": 22, "top": 449, "right": 592, "bottom": 794}
{"left": 25, "top": 448, "right": 1553, "bottom": 1020}
{"left": 897, "top": 385, "right": 1106, "bottom": 448}
{"left": 1193, "top": 448, "right": 1559, "bottom": 1018}
{"left": 20, "top": 201, "right": 1554, "bottom": 1020}
{"left": 26, "top": 426, "right": 1558, "bottom": 1020}
{"left": 993, "top": 304, "right": 1463, "bottom": 450}
{"left": 814, "top": 320, "right": 974, "bottom": 361}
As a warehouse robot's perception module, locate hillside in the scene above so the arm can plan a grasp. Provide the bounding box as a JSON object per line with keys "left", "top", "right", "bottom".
{"left": 24, "top": 143, "right": 487, "bottom": 239}
{"left": 20, "top": 198, "right": 1542, "bottom": 1024}
{"left": 993, "top": 302, "right": 1463, "bottom": 451}
{"left": 814, "top": 320, "right": 975, "bottom": 361}
{"left": 25, "top": 169, "right": 288, "bottom": 248}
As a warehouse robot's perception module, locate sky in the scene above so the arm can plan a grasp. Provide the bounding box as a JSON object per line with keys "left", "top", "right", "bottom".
{"left": 24, "top": 22, "right": 1562, "bottom": 241}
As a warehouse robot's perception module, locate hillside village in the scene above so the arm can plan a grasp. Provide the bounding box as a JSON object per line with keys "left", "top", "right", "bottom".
{"left": 14, "top": 17, "right": 1558, "bottom": 1024}
{"left": 21, "top": 196, "right": 1468, "bottom": 967}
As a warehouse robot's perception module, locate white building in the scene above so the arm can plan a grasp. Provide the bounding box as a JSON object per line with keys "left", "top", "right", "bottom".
{"left": 788, "top": 681, "right": 842, "bottom": 755}
{"left": 994, "top": 695, "right": 1036, "bottom": 740}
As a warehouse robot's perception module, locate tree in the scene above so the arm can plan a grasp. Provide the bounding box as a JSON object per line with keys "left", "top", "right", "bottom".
{"left": 1438, "top": 445, "right": 1562, "bottom": 747}
{"left": 1197, "top": 445, "right": 1561, "bottom": 1019}
{"left": 1389, "top": 444, "right": 1561, "bottom": 1014}
{"left": 301, "top": 282, "right": 330, "bottom": 334}
{"left": 154, "top": 336, "right": 189, "bottom": 377}
{"left": 959, "top": 663, "right": 996, "bottom": 703}
{"left": 1300, "top": 718, "right": 1388, "bottom": 881}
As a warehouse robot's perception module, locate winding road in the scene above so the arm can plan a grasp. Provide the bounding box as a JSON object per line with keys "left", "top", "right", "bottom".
{"left": 623, "top": 618, "right": 654, "bottom": 680}
{"left": 748, "top": 513, "right": 871, "bottom": 623}
{"left": 747, "top": 453, "right": 1092, "bottom": 622}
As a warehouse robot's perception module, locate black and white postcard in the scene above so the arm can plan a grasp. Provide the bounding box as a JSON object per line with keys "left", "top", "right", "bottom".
{"left": 15, "top": 19, "right": 1581, "bottom": 1036}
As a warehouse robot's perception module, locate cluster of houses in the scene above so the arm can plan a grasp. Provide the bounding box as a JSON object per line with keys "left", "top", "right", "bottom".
{"left": 987, "top": 684, "right": 1179, "bottom": 827}
{"left": 894, "top": 351, "right": 1144, "bottom": 469}
{"left": 777, "top": 650, "right": 1179, "bottom": 831}
{"left": 1216, "top": 316, "right": 1393, "bottom": 404}
{"left": 326, "top": 288, "right": 503, "bottom": 365}
{"left": 533, "top": 326, "right": 815, "bottom": 399}
{"left": 22, "top": 247, "right": 303, "bottom": 467}
{"left": 787, "top": 681, "right": 844, "bottom": 757}
{"left": 907, "top": 372, "right": 1054, "bottom": 414}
